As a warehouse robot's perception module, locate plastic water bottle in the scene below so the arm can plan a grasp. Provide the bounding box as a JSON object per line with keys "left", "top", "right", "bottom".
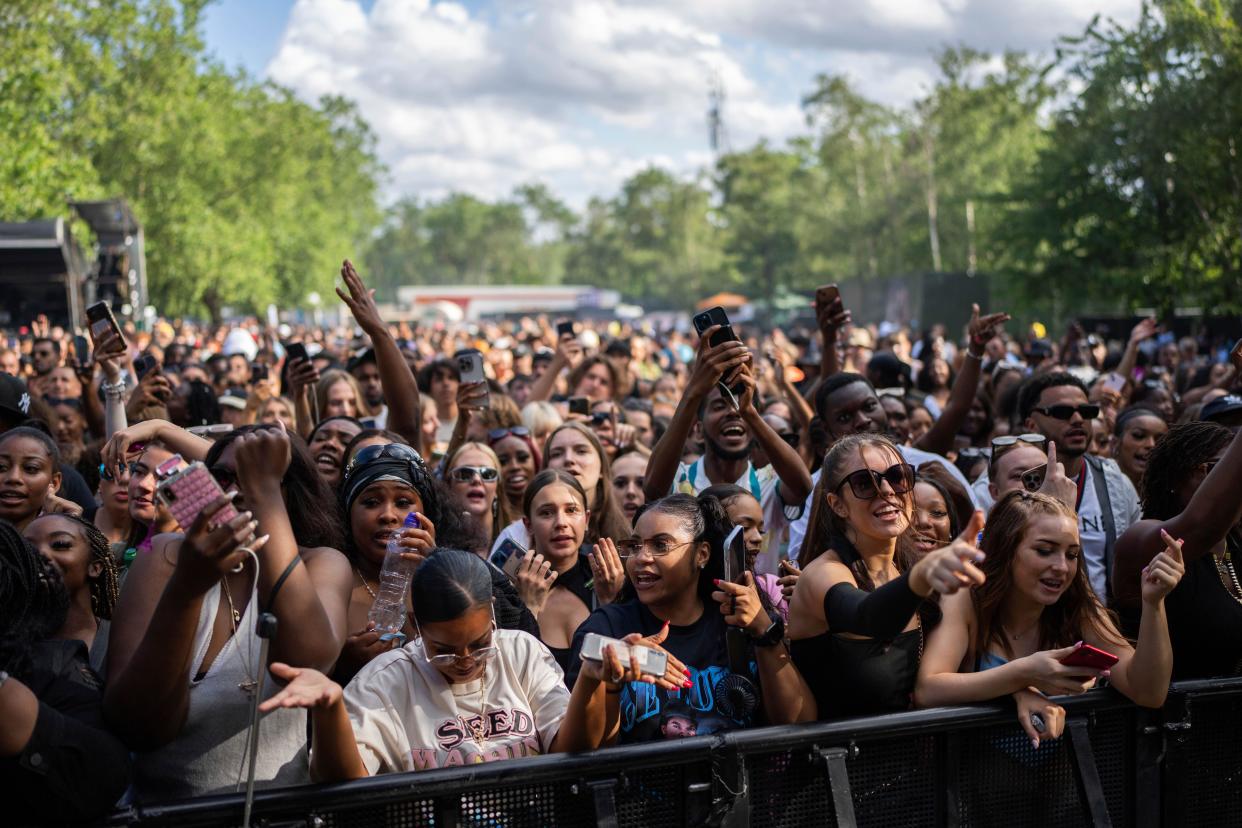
{"left": 368, "top": 513, "right": 420, "bottom": 640}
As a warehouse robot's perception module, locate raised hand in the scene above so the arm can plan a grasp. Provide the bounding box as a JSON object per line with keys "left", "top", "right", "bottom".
{"left": 512, "top": 551, "right": 557, "bottom": 617}
{"left": 336, "top": 259, "right": 386, "bottom": 336}
{"left": 687, "top": 325, "right": 750, "bottom": 400}
{"left": 778, "top": 558, "right": 801, "bottom": 600}
{"left": 1141, "top": 529, "right": 1185, "bottom": 605}
{"left": 910, "top": 510, "right": 987, "bottom": 596}
{"left": 588, "top": 538, "right": 626, "bottom": 605}
{"left": 815, "top": 294, "right": 850, "bottom": 334}
{"left": 1037, "top": 442, "right": 1077, "bottom": 510}
{"left": 395, "top": 513, "right": 436, "bottom": 567}
{"left": 968, "top": 304, "right": 1011, "bottom": 353}
{"left": 233, "top": 423, "right": 294, "bottom": 488}
{"left": 259, "top": 663, "right": 343, "bottom": 713}
{"left": 711, "top": 571, "right": 769, "bottom": 635}
{"left": 173, "top": 495, "right": 269, "bottom": 594}
{"left": 1129, "top": 317, "right": 1158, "bottom": 344}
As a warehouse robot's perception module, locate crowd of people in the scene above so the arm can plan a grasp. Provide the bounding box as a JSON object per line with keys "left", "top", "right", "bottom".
{"left": 2, "top": 258, "right": 1241, "bottom": 822}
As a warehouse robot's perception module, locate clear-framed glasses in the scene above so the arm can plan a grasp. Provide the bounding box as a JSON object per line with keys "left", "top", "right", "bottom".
{"left": 415, "top": 607, "right": 499, "bottom": 667}
{"left": 616, "top": 537, "right": 696, "bottom": 560}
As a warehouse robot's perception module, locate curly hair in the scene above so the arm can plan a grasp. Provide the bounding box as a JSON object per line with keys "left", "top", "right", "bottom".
{"left": 0, "top": 520, "right": 69, "bottom": 678}
{"left": 1140, "top": 421, "right": 1232, "bottom": 521}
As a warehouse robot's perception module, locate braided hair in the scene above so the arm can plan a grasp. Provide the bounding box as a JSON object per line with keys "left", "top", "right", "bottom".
{"left": 1140, "top": 421, "right": 1232, "bottom": 521}
{"left": 0, "top": 519, "right": 69, "bottom": 678}
{"left": 57, "top": 513, "right": 121, "bottom": 621}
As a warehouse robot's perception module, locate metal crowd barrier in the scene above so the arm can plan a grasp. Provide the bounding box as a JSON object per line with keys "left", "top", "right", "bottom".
{"left": 106, "top": 677, "right": 1242, "bottom": 827}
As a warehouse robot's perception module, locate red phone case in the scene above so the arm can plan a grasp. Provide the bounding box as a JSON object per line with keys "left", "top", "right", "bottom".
{"left": 1060, "top": 644, "right": 1119, "bottom": 670}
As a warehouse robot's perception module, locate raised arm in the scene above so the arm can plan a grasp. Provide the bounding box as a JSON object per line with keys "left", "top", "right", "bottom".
{"left": 337, "top": 260, "right": 422, "bottom": 452}
{"left": 816, "top": 293, "right": 850, "bottom": 384}
{"left": 1104, "top": 531, "right": 1182, "bottom": 708}
{"left": 1116, "top": 317, "right": 1157, "bottom": 384}
{"left": 528, "top": 334, "right": 582, "bottom": 403}
{"left": 642, "top": 326, "right": 750, "bottom": 501}
{"left": 232, "top": 426, "right": 352, "bottom": 671}
{"left": 915, "top": 304, "right": 1009, "bottom": 456}
{"left": 101, "top": 419, "right": 211, "bottom": 473}
{"left": 104, "top": 500, "right": 261, "bottom": 749}
{"left": 737, "top": 366, "right": 812, "bottom": 503}
{"left": 93, "top": 330, "right": 132, "bottom": 440}
{"left": 1113, "top": 425, "right": 1242, "bottom": 606}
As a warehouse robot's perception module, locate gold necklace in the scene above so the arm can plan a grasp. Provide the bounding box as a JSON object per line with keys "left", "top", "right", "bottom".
{"left": 467, "top": 665, "right": 489, "bottom": 747}
{"left": 355, "top": 566, "right": 378, "bottom": 600}
{"left": 221, "top": 570, "right": 257, "bottom": 695}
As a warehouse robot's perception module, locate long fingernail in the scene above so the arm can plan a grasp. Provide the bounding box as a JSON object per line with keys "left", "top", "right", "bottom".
{"left": 1032, "top": 738, "right": 1040, "bottom": 750}
{"left": 683, "top": 668, "right": 691, "bottom": 677}
{"left": 1102, "top": 669, "right": 1111, "bottom": 678}
{"left": 682, "top": 680, "right": 692, "bottom": 689}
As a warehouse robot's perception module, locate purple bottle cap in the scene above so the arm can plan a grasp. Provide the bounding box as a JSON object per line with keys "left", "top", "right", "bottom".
{"left": 404, "top": 512, "right": 420, "bottom": 529}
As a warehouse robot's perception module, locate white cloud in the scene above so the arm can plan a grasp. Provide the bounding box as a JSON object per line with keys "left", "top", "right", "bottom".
{"left": 265, "top": 0, "right": 1140, "bottom": 206}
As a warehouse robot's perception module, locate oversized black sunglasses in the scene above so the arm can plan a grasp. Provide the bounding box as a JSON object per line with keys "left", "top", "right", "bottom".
{"left": 488, "top": 426, "right": 531, "bottom": 443}
{"left": 1033, "top": 404, "right": 1100, "bottom": 421}
{"left": 835, "top": 462, "right": 915, "bottom": 500}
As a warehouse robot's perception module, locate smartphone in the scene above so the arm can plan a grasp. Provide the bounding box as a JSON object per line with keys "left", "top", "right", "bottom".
{"left": 1101, "top": 372, "right": 1126, "bottom": 394}
{"left": 1060, "top": 644, "right": 1119, "bottom": 671}
{"left": 815, "top": 284, "right": 840, "bottom": 309}
{"left": 134, "top": 354, "right": 159, "bottom": 381}
{"left": 1021, "top": 464, "right": 1047, "bottom": 493}
{"left": 498, "top": 539, "right": 528, "bottom": 577}
{"left": 455, "top": 349, "right": 486, "bottom": 384}
{"left": 155, "top": 457, "right": 240, "bottom": 530}
{"left": 568, "top": 396, "right": 590, "bottom": 416}
{"left": 285, "top": 342, "right": 309, "bottom": 364}
{"left": 86, "top": 301, "right": 123, "bottom": 343}
{"left": 723, "top": 525, "right": 746, "bottom": 584}
{"left": 188, "top": 424, "right": 235, "bottom": 438}
{"left": 580, "top": 632, "right": 669, "bottom": 677}
{"left": 250, "top": 362, "right": 269, "bottom": 383}
{"left": 73, "top": 335, "right": 91, "bottom": 369}
{"left": 692, "top": 306, "right": 740, "bottom": 349}
{"left": 556, "top": 320, "right": 576, "bottom": 339}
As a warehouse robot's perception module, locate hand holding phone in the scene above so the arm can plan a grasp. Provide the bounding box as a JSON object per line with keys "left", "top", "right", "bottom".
{"left": 1059, "top": 643, "right": 1119, "bottom": 671}
{"left": 156, "top": 457, "right": 240, "bottom": 530}
{"left": 580, "top": 632, "right": 668, "bottom": 678}
{"left": 86, "top": 301, "right": 124, "bottom": 345}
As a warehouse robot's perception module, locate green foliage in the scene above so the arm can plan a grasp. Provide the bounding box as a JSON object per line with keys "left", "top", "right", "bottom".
{"left": 0, "top": 0, "right": 381, "bottom": 321}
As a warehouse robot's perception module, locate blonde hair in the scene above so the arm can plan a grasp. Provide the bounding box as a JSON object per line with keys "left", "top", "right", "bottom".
{"left": 522, "top": 400, "right": 563, "bottom": 443}
{"left": 315, "top": 370, "right": 365, "bottom": 419}
{"left": 444, "top": 441, "right": 514, "bottom": 543}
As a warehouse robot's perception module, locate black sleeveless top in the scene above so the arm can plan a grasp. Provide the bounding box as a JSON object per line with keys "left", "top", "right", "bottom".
{"left": 789, "top": 534, "right": 931, "bottom": 719}
{"left": 1165, "top": 536, "right": 1242, "bottom": 680}
{"left": 546, "top": 551, "right": 595, "bottom": 673}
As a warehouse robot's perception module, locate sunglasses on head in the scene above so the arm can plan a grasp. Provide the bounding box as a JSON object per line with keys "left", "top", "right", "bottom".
{"left": 991, "top": 433, "right": 1046, "bottom": 451}
{"left": 448, "top": 465, "right": 499, "bottom": 483}
{"left": 488, "top": 426, "right": 531, "bottom": 443}
{"left": 347, "top": 442, "right": 422, "bottom": 474}
{"left": 1032, "top": 404, "right": 1100, "bottom": 421}
{"left": 834, "top": 462, "right": 915, "bottom": 500}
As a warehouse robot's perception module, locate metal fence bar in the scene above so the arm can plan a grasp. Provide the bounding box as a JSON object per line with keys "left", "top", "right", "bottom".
{"left": 105, "top": 679, "right": 1242, "bottom": 828}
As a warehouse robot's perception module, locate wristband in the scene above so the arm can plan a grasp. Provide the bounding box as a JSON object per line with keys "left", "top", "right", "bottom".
{"left": 965, "top": 350, "right": 983, "bottom": 361}
{"left": 102, "top": 380, "right": 126, "bottom": 398}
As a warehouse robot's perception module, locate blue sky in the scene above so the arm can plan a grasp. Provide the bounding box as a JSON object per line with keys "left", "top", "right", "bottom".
{"left": 201, "top": 0, "right": 1139, "bottom": 207}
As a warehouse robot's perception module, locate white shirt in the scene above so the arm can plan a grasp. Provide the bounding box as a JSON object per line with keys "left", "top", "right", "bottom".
{"left": 344, "top": 629, "right": 569, "bottom": 773}
{"left": 1076, "top": 464, "right": 1109, "bottom": 600}
{"left": 787, "top": 444, "right": 979, "bottom": 561}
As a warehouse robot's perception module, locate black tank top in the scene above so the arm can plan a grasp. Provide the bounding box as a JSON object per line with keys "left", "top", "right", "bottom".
{"left": 1165, "top": 536, "right": 1242, "bottom": 680}
{"left": 790, "top": 534, "right": 929, "bottom": 718}
{"left": 546, "top": 552, "right": 595, "bottom": 674}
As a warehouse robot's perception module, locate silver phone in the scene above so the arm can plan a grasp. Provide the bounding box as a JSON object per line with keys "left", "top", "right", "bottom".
{"left": 580, "top": 632, "right": 668, "bottom": 677}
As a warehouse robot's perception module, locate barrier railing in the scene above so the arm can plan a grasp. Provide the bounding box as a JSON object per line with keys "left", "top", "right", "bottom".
{"left": 106, "top": 676, "right": 1242, "bottom": 827}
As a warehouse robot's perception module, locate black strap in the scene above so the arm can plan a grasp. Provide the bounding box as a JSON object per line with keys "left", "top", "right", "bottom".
{"left": 824, "top": 574, "right": 921, "bottom": 639}
{"left": 264, "top": 555, "right": 302, "bottom": 612}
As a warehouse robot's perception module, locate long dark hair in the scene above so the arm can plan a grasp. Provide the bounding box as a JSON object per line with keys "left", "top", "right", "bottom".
{"left": 971, "top": 491, "right": 1122, "bottom": 666}
{"left": 799, "top": 433, "right": 917, "bottom": 590}
{"left": 412, "top": 547, "right": 492, "bottom": 624}
{"left": 205, "top": 424, "right": 344, "bottom": 551}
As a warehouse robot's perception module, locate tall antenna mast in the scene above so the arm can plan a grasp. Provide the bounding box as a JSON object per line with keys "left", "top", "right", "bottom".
{"left": 708, "top": 70, "right": 730, "bottom": 157}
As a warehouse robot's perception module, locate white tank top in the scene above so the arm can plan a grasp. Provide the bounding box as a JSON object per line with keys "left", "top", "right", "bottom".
{"left": 130, "top": 580, "right": 309, "bottom": 800}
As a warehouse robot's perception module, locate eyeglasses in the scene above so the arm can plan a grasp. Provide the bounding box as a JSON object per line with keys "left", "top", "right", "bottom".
{"left": 589, "top": 411, "right": 614, "bottom": 427}
{"left": 488, "top": 426, "right": 531, "bottom": 443}
{"left": 448, "top": 465, "right": 499, "bottom": 483}
{"left": 415, "top": 609, "right": 498, "bottom": 667}
{"left": 991, "top": 433, "right": 1046, "bottom": 451}
{"left": 347, "top": 442, "right": 422, "bottom": 474}
{"left": 1032, "top": 404, "right": 1100, "bottom": 421}
{"left": 616, "top": 538, "right": 696, "bottom": 560}
{"left": 834, "top": 462, "right": 915, "bottom": 500}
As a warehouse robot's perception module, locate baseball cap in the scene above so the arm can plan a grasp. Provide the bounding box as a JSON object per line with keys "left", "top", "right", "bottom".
{"left": 0, "top": 373, "right": 32, "bottom": 423}
{"left": 218, "top": 387, "right": 249, "bottom": 411}
{"left": 1201, "top": 394, "right": 1242, "bottom": 424}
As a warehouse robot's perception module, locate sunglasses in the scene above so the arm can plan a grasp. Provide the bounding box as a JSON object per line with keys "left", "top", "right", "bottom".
{"left": 349, "top": 442, "right": 421, "bottom": 472}
{"left": 835, "top": 462, "right": 915, "bottom": 500}
{"left": 488, "top": 426, "right": 531, "bottom": 443}
{"left": 448, "top": 465, "right": 499, "bottom": 483}
{"left": 991, "top": 433, "right": 1046, "bottom": 451}
{"left": 1032, "top": 404, "right": 1100, "bottom": 421}
{"left": 589, "top": 411, "right": 614, "bottom": 427}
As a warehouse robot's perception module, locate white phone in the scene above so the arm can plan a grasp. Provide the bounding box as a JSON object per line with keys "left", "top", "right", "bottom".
{"left": 580, "top": 632, "right": 668, "bottom": 677}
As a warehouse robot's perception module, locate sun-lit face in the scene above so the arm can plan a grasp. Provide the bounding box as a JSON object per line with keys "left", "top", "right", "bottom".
{"left": 826, "top": 444, "right": 912, "bottom": 542}
{"left": 1010, "top": 513, "right": 1080, "bottom": 607}
{"left": 911, "top": 481, "right": 952, "bottom": 556}
{"left": 524, "top": 482, "right": 588, "bottom": 566}
{"left": 448, "top": 448, "right": 498, "bottom": 519}
{"left": 546, "top": 429, "right": 602, "bottom": 506}
{"left": 325, "top": 378, "right": 358, "bottom": 418}
{"left": 610, "top": 452, "right": 646, "bottom": 524}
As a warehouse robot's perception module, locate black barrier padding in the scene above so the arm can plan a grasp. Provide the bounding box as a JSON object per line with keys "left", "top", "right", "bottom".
{"left": 1174, "top": 694, "right": 1242, "bottom": 825}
